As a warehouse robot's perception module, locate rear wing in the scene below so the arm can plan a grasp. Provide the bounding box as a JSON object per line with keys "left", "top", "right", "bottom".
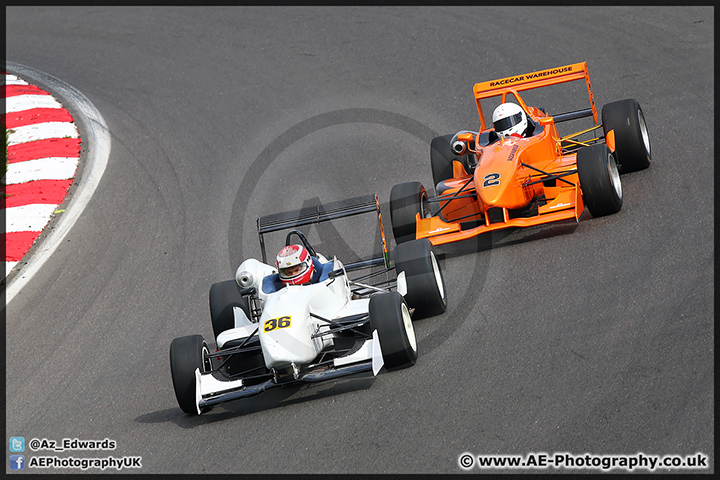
{"left": 257, "top": 194, "right": 390, "bottom": 271}
{"left": 472, "top": 62, "right": 597, "bottom": 130}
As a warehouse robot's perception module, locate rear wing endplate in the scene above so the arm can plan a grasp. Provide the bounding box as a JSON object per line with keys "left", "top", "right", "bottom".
{"left": 257, "top": 194, "right": 390, "bottom": 271}
{"left": 472, "top": 62, "right": 597, "bottom": 130}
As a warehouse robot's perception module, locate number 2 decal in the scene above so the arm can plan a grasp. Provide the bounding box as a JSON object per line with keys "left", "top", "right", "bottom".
{"left": 483, "top": 173, "right": 501, "bottom": 187}
{"left": 264, "top": 316, "right": 292, "bottom": 332}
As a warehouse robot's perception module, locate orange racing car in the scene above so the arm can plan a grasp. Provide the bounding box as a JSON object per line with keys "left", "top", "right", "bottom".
{"left": 389, "top": 62, "right": 651, "bottom": 246}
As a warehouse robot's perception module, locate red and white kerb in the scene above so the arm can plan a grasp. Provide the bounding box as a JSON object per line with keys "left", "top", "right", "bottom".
{"left": 2, "top": 73, "right": 81, "bottom": 278}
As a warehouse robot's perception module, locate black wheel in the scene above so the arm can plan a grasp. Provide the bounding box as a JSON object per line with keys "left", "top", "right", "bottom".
{"left": 431, "top": 134, "right": 457, "bottom": 193}
{"left": 431, "top": 134, "right": 475, "bottom": 195}
{"left": 369, "top": 292, "right": 417, "bottom": 370}
{"left": 577, "top": 144, "right": 623, "bottom": 218}
{"left": 169, "top": 334, "right": 213, "bottom": 415}
{"left": 601, "top": 99, "right": 651, "bottom": 173}
{"left": 209, "top": 280, "right": 251, "bottom": 340}
{"left": 389, "top": 181, "right": 430, "bottom": 245}
{"left": 394, "top": 238, "right": 447, "bottom": 319}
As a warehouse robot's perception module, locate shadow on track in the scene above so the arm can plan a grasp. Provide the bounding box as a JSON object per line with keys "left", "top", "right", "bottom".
{"left": 137, "top": 372, "right": 377, "bottom": 428}
{"left": 431, "top": 220, "right": 581, "bottom": 261}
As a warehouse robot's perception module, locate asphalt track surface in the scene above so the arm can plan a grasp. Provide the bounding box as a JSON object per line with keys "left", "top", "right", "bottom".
{"left": 5, "top": 6, "right": 714, "bottom": 475}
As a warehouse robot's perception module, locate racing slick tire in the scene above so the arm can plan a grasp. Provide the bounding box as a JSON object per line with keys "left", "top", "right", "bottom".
{"left": 601, "top": 99, "right": 651, "bottom": 173}
{"left": 389, "top": 181, "right": 430, "bottom": 245}
{"left": 369, "top": 291, "right": 417, "bottom": 370}
{"left": 431, "top": 134, "right": 458, "bottom": 194}
{"left": 210, "top": 280, "right": 251, "bottom": 341}
{"left": 577, "top": 144, "right": 623, "bottom": 218}
{"left": 393, "top": 238, "right": 447, "bottom": 319}
{"left": 170, "top": 334, "right": 213, "bottom": 415}
{"left": 431, "top": 134, "right": 475, "bottom": 195}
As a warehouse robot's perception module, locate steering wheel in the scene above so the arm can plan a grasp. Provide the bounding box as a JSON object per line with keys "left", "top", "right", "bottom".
{"left": 284, "top": 229, "right": 318, "bottom": 258}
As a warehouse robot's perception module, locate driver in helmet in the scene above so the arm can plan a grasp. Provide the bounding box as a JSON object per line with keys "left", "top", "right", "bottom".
{"left": 492, "top": 102, "right": 531, "bottom": 139}
{"left": 276, "top": 244, "right": 320, "bottom": 286}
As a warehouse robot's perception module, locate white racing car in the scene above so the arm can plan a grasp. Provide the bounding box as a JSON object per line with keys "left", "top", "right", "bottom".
{"left": 169, "top": 194, "right": 447, "bottom": 415}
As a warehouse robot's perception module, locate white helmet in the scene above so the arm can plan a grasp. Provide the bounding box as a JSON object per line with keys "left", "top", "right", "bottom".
{"left": 492, "top": 102, "right": 528, "bottom": 139}
{"left": 276, "top": 244, "right": 314, "bottom": 285}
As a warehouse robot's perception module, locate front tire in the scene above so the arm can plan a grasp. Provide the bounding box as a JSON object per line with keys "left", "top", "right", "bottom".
{"left": 431, "top": 134, "right": 457, "bottom": 193}
{"left": 369, "top": 292, "right": 417, "bottom": 370}
{"left": 209, "top": 280, "right": 251, "bottom": 341}
{"left": 389, "top": 181, "right": 430, "bottom": 245}
{"left": 577, "top": 144, "right": 623, "bottom": 218}
{"left": 170, "top": 335, "right": 213, "bottom": 415}
{"left": 601, "top": 99, "right": 651, "bottom": 173}
{"left": 394, "top": 238, "right": 447, "bottom": 319}
{"left": 431, "top": 134, "right": 475, "bottom": 195}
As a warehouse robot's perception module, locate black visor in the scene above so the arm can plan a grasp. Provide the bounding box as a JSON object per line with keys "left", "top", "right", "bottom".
{"left": 494, "top": 112, "right": 523, "bottom": 132}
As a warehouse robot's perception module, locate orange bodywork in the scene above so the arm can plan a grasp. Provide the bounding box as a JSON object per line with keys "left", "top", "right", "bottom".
{"left": 417, "top": 62, "right": 599, "bottom": 246}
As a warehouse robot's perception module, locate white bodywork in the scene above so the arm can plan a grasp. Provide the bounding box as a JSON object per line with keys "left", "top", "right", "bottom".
{"left": 232, "top": 254, "right": 364, "bottom": 369}
{"left": 196, "top": 255, "right": 385, "bottom": 411}
{"left": 257, "top": 274, "right": 355, "bottom": 369}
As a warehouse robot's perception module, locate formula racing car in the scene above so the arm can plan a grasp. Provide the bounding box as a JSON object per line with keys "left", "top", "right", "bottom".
{"left": 389, "top": 62, "right": 651, "bottom": 246}
{"left": 169, "top": 194, "right": 447, "bottom": 415}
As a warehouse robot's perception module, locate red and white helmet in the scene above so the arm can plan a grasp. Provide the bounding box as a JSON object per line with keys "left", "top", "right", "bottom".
{"left": 492, "top": 102, "right": 528, "bottom": 139}
{"left": 276, "top": 244, "right": 314, "bottom": 285}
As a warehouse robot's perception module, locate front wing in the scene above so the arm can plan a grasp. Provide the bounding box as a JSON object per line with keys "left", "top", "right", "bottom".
{"left": 418, "top": 181, "right": 585, "bottom": 246}
{"left": 192, "top": 331, "right": 383, "bottom": 414}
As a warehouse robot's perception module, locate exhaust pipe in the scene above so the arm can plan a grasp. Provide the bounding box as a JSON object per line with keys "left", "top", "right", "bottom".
{"left": 451, "top": 140, "right": 467, "bottom": 155}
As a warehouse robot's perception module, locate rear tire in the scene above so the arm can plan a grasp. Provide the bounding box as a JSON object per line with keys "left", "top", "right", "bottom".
{"left": 369, "top": 292, "right": 417, "bottom": 370}
{"left": 601, "top": 99, "right": 651, "bottom": 173}
{"left": 394, "top": 238, "right": 447, "bottom": 319}
{"left": 577, "top": 144, "right": 623, "bottom": 217}
{"left": 389, "top": 182, "right": 429, "bottom": 245}
{"left": 209, "top": 280, "right": 251, "bottom": 341}
{"left": 170, "top": 335, "right": 212, "bottom": 415}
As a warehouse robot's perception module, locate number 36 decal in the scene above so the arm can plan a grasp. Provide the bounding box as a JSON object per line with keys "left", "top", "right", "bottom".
{"left": 264, "top": 316, "right": 292, "bottom": 332}
{"left": 482, "top": 172, "right": 501, "bottom": 187}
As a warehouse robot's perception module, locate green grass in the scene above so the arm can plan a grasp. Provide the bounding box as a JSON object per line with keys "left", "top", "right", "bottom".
{"left": 4, "top": 128, "right": 11, "bottom": 176}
